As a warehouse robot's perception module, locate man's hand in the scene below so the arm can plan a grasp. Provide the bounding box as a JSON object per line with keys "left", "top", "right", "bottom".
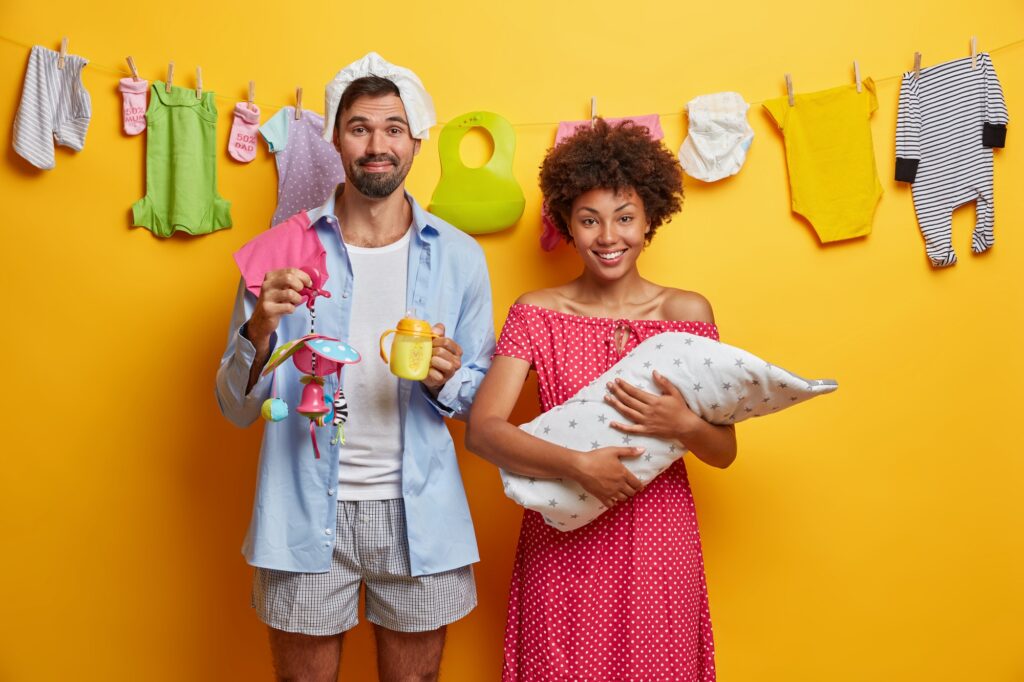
{"left": 422, "top": 323, "right": 463, "bottom": 395}
{"left": 242, "top": 268, "right": 313, "bottom": 395}
{"left": 246, "top": 268, "right": 313, "bottom": 348}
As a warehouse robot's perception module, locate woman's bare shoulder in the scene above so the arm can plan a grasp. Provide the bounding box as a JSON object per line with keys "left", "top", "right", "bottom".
{"left": 660, "top": 288, "right": 715, "bottom": 323}
{"left": 515, "top": 287, "right": 567, "bottom": 309}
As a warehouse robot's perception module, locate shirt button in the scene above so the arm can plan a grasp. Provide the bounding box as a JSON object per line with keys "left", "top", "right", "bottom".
{"left": 342, "top": 291, "right": 349, "bottom": 299}
{"left": 324, "top": 528, "right": 332, "bottom": 536}
{"left": 327, "top": 488, "right": 335, "bottom": 496}
{"left": 323, "top": 541, "right": 330, "bottom": 548}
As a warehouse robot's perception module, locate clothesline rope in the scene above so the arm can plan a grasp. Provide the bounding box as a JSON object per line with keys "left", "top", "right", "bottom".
{"left": 2, "top": 33, "right": 1022, "bottom": 128}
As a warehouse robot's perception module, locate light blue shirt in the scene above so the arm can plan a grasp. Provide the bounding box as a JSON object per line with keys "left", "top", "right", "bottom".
{"left": 215, "top": 190, "right": 495, "bottom": 576}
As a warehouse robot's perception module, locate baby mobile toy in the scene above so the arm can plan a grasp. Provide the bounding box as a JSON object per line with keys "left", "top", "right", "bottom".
{"left": 259, "top": 267, "right": 360, "bottom": 458}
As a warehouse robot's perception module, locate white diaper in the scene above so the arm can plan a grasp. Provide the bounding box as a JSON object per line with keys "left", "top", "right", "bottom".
{"left": 678, "top": 92, "right": 753, "bottom": 182}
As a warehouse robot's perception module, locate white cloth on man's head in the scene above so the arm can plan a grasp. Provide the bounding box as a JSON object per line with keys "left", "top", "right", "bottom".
{"left": 323, "top": 52, "right": 436, "bottom": 142}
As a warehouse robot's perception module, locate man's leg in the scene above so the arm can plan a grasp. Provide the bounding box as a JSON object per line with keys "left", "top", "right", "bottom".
{"left": 254, "top": 502, "right": 362, "bottom": 681}
{"left": 373, "top": 625, "right": 447, "bottom": 682}
{"left": 359, "top": 500, "right": 475, "bottom": 680}
{"left": 267, "top": 627, "right": 344, "bottom": 682}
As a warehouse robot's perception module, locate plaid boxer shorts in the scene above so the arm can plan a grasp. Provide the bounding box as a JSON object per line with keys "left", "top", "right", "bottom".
{"left": 253, "top": 499, "right": 476, "bottom": 636}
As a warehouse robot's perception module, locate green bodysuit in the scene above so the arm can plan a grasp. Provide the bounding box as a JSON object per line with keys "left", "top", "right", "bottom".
{"left": 132, "top": 82, "right": 231, "bottom": 237}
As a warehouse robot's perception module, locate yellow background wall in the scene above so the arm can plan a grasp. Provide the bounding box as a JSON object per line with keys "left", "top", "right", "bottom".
{"left": 2, "top": 1, "right": 1023, "bottom": 679}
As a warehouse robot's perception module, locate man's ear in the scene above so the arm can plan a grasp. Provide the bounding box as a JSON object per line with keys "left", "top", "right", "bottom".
{"left": 333, "top": 126, "right": 342, "bottom": 153}
{"left": 413, "top": 138, "right": 421, "bottom": 156}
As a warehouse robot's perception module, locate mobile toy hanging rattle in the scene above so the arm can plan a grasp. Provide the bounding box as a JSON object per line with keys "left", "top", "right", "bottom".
{"left": 260, "top": 267, "right": 360, "bottom": 458}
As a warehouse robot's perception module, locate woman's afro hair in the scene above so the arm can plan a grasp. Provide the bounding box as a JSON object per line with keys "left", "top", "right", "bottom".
{"left": 539, "top": 118, "right": 683, "bottom": 244}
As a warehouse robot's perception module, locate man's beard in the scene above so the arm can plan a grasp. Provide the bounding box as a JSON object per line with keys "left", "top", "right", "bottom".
{"left": 348, "top": 153, "right": 410, "bottom": 198}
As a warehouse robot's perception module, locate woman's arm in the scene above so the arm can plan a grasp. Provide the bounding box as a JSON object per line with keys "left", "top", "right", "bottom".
{"left": 467, "top": 355, "right": 646, "bottom": 508}
{"left": 602, "top": 287, "right": 738, "bottom": 469}
{"left": 680, "top": 417, "right": 737, "bottom": 469}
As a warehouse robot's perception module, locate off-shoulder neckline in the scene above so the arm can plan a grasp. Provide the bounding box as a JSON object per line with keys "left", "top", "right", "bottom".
{"left": 510, "top": 302, "right": 718, "bottom": 328}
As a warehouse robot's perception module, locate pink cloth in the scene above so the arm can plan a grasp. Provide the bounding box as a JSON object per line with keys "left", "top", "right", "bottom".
{"left": 495, "top": 303, "right": 718, "bottom": 682}
{"left": 228, "top": 102, "right": 261, "bottom": 163}
{"left": 117, "top": 77, "right": 148, "bottom": 136}
{"left": 540, "top": 114, "right": 665, "bottom": 251}
{"left": 232, "top": 212, "right": 327, "bottom": 305}
{"left": 554, "top": 113, "right": 664, "bottom": 146}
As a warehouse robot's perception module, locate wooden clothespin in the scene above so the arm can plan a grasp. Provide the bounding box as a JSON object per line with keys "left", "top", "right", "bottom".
{"left": 196, "top": 66, "right": 203, "bottom": 99}
{"left": 970, "top": 36, "right": 978, "bottom": 68}
{"left": 57, "top": 37, "right": 68, "bottom": 69}
{"left": 166, "top": 61, "right": 174, "bottom": 93}
{"left": 248, "top": 81, "right": 256, "bottom": 112}
{"left": 126, "top": 56, "right": 140, "bottom": 81}
{"left": 785, "top": 74, "right": 794, "bottom": 106}
{"left": 853, "top": 61, "right": 862, "bottom": 93}
{"left": 295, "top": 87, "right": 303, "bottom": 120}
{"left": 590, "top": 96, "right": 597, "bottom": 127}
{"left": 913, "top": 52, "right": 922, "bottom": 79}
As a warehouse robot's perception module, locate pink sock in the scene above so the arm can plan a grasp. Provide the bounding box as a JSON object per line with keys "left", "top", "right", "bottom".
{"left": 118, "top": 78, "right": 148, "bottom": 135}
{"left": 229, "top": 102, "right": 261, "bottom": 163}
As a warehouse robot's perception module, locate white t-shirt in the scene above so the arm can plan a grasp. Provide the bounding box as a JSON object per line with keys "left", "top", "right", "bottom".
{"left": 337, "top": 228, "right": 411, "bottom": 500}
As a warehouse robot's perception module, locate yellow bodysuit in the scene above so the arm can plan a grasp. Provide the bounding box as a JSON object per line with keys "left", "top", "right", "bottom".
{"left": 764, "top": 78, "right": 882, "bottom": 243}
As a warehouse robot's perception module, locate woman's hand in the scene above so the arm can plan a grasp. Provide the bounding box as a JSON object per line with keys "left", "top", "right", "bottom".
{"left": 605, "top": 371, "right": 698, "bottom": 441}
{"left": 571, "top": 446, "right": 646, "bottom": 509}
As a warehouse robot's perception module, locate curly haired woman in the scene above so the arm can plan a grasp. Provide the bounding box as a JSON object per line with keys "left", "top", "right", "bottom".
{"left": 467, "top": 119, "right": 736, "bottom": 681}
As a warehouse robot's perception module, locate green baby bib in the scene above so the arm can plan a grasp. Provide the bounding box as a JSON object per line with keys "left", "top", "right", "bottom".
{"left": 429, "top": 111, "right": 525, "bottom": 234}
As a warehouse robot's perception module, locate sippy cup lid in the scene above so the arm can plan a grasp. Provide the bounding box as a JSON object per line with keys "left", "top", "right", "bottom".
{"left": 396, "top": 316, "right": 434, "bottom": 336}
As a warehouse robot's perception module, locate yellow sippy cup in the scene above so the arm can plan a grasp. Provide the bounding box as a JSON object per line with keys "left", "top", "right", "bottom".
{"left": 379, "top": 313, "right": 438, "bottom": 381}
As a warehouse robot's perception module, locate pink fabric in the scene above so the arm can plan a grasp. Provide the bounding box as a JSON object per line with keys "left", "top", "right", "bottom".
{"left": 229, "top": 102, "right": 261, "bottom": 163}
{"left": 233, "top": 212, "right": 327, "bottom": 306}
{"left": 538, "top": 208, "right": 565, "bottom": 252}
{"left": 540, "top": 114, "right": 665, "bottom": 251}
{"left": 495, "top": 303, "right": 718, "bottom": 682}
{"left": 117, "top": 77, "right": 148, "bottom": 136}
{"left": 554, "top": 113, "right": 664, "bottom": 147}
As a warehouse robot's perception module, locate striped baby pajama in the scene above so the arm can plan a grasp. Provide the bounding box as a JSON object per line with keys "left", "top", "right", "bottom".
{"left": 895, "top": 53, "right": 1008, "bottom": 267}
{"left": 13, "top": 46, "right": 91, "bottom": 170}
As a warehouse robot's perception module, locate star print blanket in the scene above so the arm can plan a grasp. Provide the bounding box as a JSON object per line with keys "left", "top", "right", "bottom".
{"left": 501, "top": 332, "right": 838, "bottom": 531}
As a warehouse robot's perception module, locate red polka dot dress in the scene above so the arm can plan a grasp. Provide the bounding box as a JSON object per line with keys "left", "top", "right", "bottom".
{"left": 495, "top": 303, "right": 718, "bottom": 682}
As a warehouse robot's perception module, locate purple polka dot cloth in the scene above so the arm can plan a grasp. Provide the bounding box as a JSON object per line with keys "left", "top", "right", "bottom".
{"left": 260, "top": 107, "right": 345, "bottom": 226}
